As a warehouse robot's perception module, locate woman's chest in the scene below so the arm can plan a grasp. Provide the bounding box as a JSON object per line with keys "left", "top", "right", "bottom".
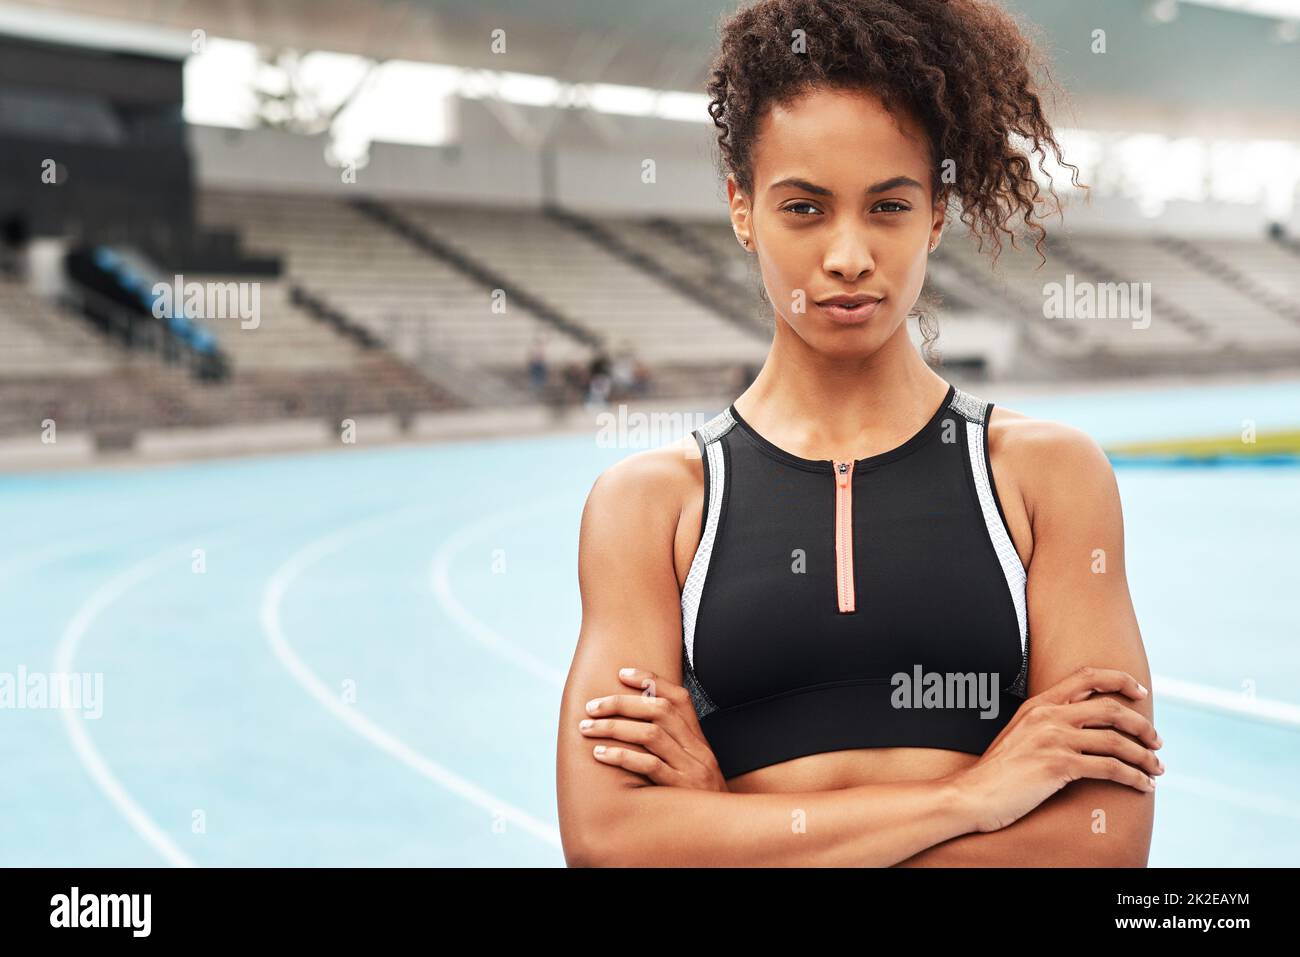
{"left": 687, "top": 477, "right": 1025, "bottom": 709}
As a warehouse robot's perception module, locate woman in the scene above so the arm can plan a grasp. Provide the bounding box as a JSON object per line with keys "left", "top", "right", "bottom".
{"left": 557, "top": 0, "right": 1161, "bottom": 867}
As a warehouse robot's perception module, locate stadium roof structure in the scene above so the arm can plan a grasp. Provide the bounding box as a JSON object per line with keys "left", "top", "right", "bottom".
{"left": 1, "top": 0, "right": 1297, "bottom": 137}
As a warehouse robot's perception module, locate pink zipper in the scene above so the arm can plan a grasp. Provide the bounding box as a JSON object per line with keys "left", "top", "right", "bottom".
{"left": 833, "top": 460, "right": 855, "bottom": 613}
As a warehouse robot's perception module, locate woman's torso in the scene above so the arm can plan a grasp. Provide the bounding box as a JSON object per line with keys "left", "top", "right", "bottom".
{"left": 672, "top": 384, "right": 1034, "bottom": 793}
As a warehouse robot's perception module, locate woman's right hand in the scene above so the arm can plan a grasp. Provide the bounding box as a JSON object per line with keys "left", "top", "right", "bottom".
{"left": 951, "top": 667, "right": 1163, "bottom": 833}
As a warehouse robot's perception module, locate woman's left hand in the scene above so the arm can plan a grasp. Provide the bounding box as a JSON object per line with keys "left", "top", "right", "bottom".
{"left": 579, "top": 667, "right": 729, "bottom": 792}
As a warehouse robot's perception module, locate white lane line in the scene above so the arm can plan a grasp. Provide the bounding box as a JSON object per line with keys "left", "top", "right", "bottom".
{"left": 55, "top": 541, "right": 221, "bottom": 868}
{"left": 1153, "top": 674, "right": 1300, "bottom": 728}
{"left": 428, "top": 498, "right": 570, "bottom": 689}
{"left": 261, "top": 504, "right": 562, "bottom": 849}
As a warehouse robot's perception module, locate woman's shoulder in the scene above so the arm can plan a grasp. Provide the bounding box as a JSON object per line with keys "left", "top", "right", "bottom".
{"left": 581, "top": 436, "right": 706, "bottom": 592}
{"left": 588, "top": 434, "right": 702, "bottom": 498}
{"left": 582, "top": 435, "right": 704, "bottom": 539}
{"left": 989, "top": 404, "right": 1110, "bottom": 466}
{"left": 988, "top": 403, "right": 1116, "bottom": 527}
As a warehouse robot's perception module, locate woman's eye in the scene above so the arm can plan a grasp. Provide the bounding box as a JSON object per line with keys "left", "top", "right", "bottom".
{"left": 875, "top": 201, "right": 911, "bottom": 214}
{"left": 782, "top": 202, "right": 821, "bottom": 217}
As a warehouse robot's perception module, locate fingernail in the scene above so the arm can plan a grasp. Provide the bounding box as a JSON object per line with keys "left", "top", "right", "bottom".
{"left": 594, "top": 745, "right": 607, "bottom": 756}
{"left": 1148, "top": 776, "right": 1157, "bottom": 789}
{"left": 579, "top": 719, "right": 593, "bottom": 730}
{"left": 1138, "top": 683, "right": 1148, "bottom": 696}
{"left": 586, "top": 698, "right": 600, "bottom": 712}
{"left": 619, "top": 667, "right": 635, "bottom": 677}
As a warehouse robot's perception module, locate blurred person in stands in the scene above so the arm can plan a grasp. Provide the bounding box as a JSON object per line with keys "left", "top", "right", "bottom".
{"left": 527, "top": 333, "right": 550, "bottom": 396}
{"left": 610, "top": 342, "right": 638, "bottom": 400}
{"left": 561, "top": 359, "right": 589, "bottom": 405}
{"left": 629, "top": 354, "right": 652, "bottom": 398}
{"left": 585, "top": 348, "right": 612, "bottom": 407}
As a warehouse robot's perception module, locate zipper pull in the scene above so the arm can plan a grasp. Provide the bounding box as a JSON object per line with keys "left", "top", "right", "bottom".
{"left": 834, "top": 460, "right": 851, "bottom": 488}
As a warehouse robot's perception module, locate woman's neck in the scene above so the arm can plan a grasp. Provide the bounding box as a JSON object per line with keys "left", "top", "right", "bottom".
{"left": 734, "top": 316, "right": 951, "bottom": 460}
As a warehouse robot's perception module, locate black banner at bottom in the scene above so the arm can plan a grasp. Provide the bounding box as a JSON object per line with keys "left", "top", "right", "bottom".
{"left": 2, "top": 865, "right": 1277, "bottom": 942}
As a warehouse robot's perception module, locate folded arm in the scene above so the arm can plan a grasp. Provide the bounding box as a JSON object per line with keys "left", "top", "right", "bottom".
{"left": 895, "top": 420, "right": 1157, "bottom": 866}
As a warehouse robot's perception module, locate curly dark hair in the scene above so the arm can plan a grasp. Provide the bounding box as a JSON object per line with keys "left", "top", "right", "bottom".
{"left": 707, "top": 0, "right": 1086, "bottom": 357}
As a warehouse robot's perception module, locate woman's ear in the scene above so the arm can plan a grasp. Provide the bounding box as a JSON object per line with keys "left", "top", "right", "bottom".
{"left": 928, "top": 194, "right": 947, "bottom": 253}
{"left": 727, "top": 175, "right": 753, "bottom": 251}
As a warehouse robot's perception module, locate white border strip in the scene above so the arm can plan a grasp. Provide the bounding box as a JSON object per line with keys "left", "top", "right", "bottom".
{"left": 965, "top": 419, "right": 1029, "bottom": 689}
{"left": 680, "top": 431, "right": 726, "bottom": 669}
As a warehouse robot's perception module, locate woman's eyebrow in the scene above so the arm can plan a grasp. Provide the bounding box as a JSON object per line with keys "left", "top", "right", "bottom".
{"left": 767, "top": 175, "right": 925, "bottom": 195}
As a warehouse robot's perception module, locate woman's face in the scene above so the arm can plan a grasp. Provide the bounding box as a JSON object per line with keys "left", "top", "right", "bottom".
{"left": 729, "top": 86, "right": 944, "bottom": 357}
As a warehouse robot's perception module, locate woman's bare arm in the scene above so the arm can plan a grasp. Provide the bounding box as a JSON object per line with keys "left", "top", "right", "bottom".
{"left": 896, "top": 419, "right": 1157, "bottom": 866}
{"left": 556, "top": 444, "right": 980, "bottom": 867}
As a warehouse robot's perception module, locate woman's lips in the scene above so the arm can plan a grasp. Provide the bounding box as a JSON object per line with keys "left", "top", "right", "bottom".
{"left": 817, "top": 297, "right": 883, "bottom": 323}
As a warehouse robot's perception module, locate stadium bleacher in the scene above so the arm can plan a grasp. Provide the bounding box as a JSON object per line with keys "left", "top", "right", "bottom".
{"left": 6, "top": 191, "right": 1300, "bottom": 440}
{"left": 0, "top": 2, "right": 1297, "bottom": 447}
{"left": 0, "top": 278, "right": 119, "bottom": 376}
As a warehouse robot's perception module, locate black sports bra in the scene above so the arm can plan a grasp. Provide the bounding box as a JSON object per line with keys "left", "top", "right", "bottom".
{"left": 679, "top": 382, "right": 1030, "bottom": 779}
